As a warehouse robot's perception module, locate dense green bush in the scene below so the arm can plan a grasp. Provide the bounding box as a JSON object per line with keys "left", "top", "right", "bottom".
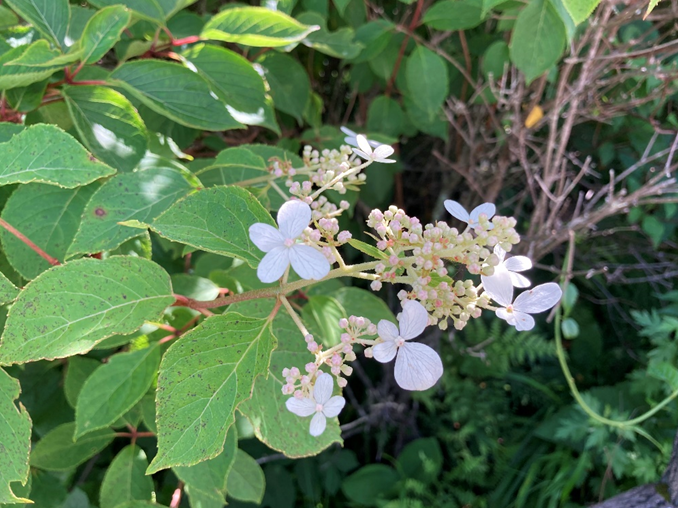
{"left": 0, "top": 0, "right": 677, "bottom": 507}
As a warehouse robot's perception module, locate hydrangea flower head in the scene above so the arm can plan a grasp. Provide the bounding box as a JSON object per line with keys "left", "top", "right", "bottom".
{"left": 373, "top": 300, "right": 443, "bottom": 391}
{"left": 285, "top": 372, "right": 345, "bottom": 436}
{"left": 491, "top": 282, "right": 562, "bottom": 331}
{"left": 444, "top": 200, "right": 496, "bottom": 230}
{"left": 249, "top": 200, "right": 330, "bottom": 283}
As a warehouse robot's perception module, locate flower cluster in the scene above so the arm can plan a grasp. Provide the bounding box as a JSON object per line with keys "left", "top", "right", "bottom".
{"left": 366, "top": 201, "right": 520, "bottom": 330}
{"left": 246, "top": 127, "right": 562, "bottom": 437}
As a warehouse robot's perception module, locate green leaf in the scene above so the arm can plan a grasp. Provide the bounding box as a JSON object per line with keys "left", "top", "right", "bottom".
{"left": 0, "top": 41, "right": 80, "bottom": 90}
{"left": 170, "top": 274, "right": 219, "bottom": 302}
{"left": 405, "top": 45, "right": 448, "bottom": 116}
{"left": 297, "top": 12, "right": 362, "bottom": 59}
{"left": 226, "top": 449, "right": 265, "bottom": 504}
{"left": 0, "top": 122, "right": 24, "bottom": 143}
{"left": 236, "top": 300, "right": 342, "bottom": 457}
{"left": 182, "top": 44, "right": 280, "bottom": 134}
{"left": 422, "top": 0, "right": 486, "bottom": 30}
{"left": 195, "top": 147, "right": 269, "bottom": 188}
{"left": 109, "top": 60, "right": 243, "bottom": 131}
{"left": 100, "top": 445, "right": 154, "bottom": 508}
{"left": 648, "top": 362, "right": 678, "bottom": 391}
{"left": 4, "top": 0, "right": 69, "bottom": 49}
{"left": 645, "top": 0, "right": 661, "bottom": 18}
{"left": 201, "top": 7, "right": 320, "bottom": 47}
{"left": 396, "top": 437, "right": 443, "bottom": 483}
{"left": 68, "top": 167, "right": 197, "bottom": 256}
{"left": 352, "top": 20, "right": 394, "bottom": 64}
{"left": 366, "top": 95, "right": 404, "bottom": 138}
{"left": 61, "top": 85, "right": 148, "bottom": 173}
{"left": 0, "top": 124, "right": 115, "bottom": 187}
{"left": 330, "top": 287, "right": 396, "bottom": 325}
{"left": 341, "top": 464, "right": 399, "bottom": 505}
{"left": 88, "top": 0, "right": 197, "bottom": 24}
{"left": 0, "top": 368, "right": 31, "bottom": 504}
{"left": 79, "top": 5, "right": 131, "bottom": 64}
{"left": 64, "top": 356, "right": 100, "bottom": 408}
{"left": 173, "top": 426, "right": 237, "bottom": 505}
{"left": 257, "top": 52, "right": 310, "bottom": 123}
{"left": 148, "top": 312, "right": 276, "bottom": 473}
{"left": 0, "top": 257, "right": 174, "bottom": 365}
{"left": 303, "top": 295, "right": 346, "bottom": 347}
{"left": 562, "top": 0, "right": 599, "bottom": 23}
{"left": 6, "top": 79, "right": 48, "bottom": 112}
{"left": 0, "top": 183, "right": 99, "bottom": 279}
{"left": 148, "top": 186, "right": 275, "bottom": 268}
{"left": 75, "top": 344, "right": 161, "bottom": 438}
{"left": 0, "top": 272, "right": 18, "bottom": 305}
{"left": 29, "top": 423, "right": 115, "bottom": 471}
{"left": 509, "top": 0, "right": 567, "bottom": 83}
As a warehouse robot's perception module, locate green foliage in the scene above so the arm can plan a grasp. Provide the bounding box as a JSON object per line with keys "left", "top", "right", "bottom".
{"left": 0, "top": 1, "right": 672, "bottom": 507}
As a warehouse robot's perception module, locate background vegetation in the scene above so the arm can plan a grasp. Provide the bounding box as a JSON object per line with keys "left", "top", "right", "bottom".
{"left": 0, "top": 0, "right": 677, "bottom": 507}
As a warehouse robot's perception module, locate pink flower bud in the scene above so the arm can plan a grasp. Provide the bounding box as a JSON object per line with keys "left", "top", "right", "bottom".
{"left": 294, "top": 390, "right": 304, "bottom": 399}
{"left": 337, "top": 377, "right": 348, "bottom": 387}
{"left": 307, "top": 341, "right": 319, "bottom": 353}
{"left": 305, "top": 363, "right": 317, "bottom": 374}
{"left": 290, "top": 367, "right": 300, "bottom": 378}
{"left": 339, "top": 318, "right": 349, "bottom": 329}
{"left": 331, "top": 365, "right": 340, "bottom": 375}
{"left": 331, "top": 354, "right": 342, "bottom": 366}
{"left": 370, "top": 280, "right": 382, "bottom": 291}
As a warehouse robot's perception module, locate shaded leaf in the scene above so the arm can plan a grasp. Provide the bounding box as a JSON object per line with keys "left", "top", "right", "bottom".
{"left": 4, "top": 0, "right": 69, "bottom": 48}
{"left": 257, "top": 52, "right": 310, "bottom": 123}
{"left": 0, "top": 272, "right": 18, "bottom": 305}
{"left": 30, "top": 423, "right": 115, "bottom": 471}
{"left": 226, "top": 449, "right": 265, "bottom": 504}
{"left": 100, "top": 445, "right": 154, "bottom": 508}
{"left": 0, "top": 368, "right": 31, "bottom": 503}
{"left": 109, "top": 60, "right": 243, "bottom": 131}
{"left": 79, "top": 5, "right": 131, "bottom": 64}
{"left": 75, "top": 344, "right": 161, "bottom": 438}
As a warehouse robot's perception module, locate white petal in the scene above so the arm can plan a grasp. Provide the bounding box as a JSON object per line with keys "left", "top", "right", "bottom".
{"left": 504, "top": 255, "right": 532, "bottom": 272}
{"left": 372, "top": 340, "right": 398, "bottom": 363}
{"left": 495, "top": 307, "right": 512, "bottom": 323}
{"left": 257, "top": 246, "right": 290, "bottom": 283}
{"left": 249, "top": 223, "right": 284, "bottom": 252}
{"left": 309, "top": 412, "right": 327, "bottom": 436}
{"left": 443, "top": 200, "right": 470, "bottom": 223}
{"left": 513, "top": 282, "right": 562, "bottom": 314}
{"left": 277, "top": 200, "right": 311, "bottom": 239}
{"left": 286, "top": 396, "right": 316, "bottom": 417}
{"left": 377, "top": 319, "right": 399, "bottom": 342}
{"left": 509, "top": 272, "right": 532, "bottom": 288}
{"left": 481, "top": 269, "right": 514, "bottom": 307}
{"left": 394, "top": 342, "right": 443, "bottom": 391}
{"left": 493, "top": 244, "right": 507, "bottom": 263}
{"left": 289, "top": 244, "right": 330, "bottom": 280}
{"left": 352, "top": 148, "right": 370, "bottom": 160}
{"left": 398, "top": 300, "right": 429, "bottom": 340}
{"left": 312, "top": 372, "right": 334, "bottom": 405}
{"left": 375, "top": 157, "right": 397, "bottom": 164}
{"left": 513, "top": 311, "right": 535, "bottom": 331}
{"left": 340, "top": 126, "right": 357, "bottom": 137}
{"left": 373, "top": 145, "right": 394, "bottom": 160}
{"left": 322, "top": 396, "right": 345, "bottom": 418}
{"left": 469, "top": 202, "right": 496, "bottom": 223}
{"left": 356, "top": 134, "right": 372, "bottom": 155}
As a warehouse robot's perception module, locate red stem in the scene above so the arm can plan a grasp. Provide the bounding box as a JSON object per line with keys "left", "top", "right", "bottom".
{"left": 0, "top": 218, "right": 60, "bottom": 266}
{"left": 385, "top": 0, "right": 426, "bottom": 97}
{"left": 172, "top": 35, "right": 200, "bottom": 46}
{"left": 170, "top": 482, "right": 184, "bottom": 508}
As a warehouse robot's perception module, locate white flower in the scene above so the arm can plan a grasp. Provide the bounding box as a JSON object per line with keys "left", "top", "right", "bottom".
{"left": 373, "top": 300, "right": 443, "bottom": 391}
{"left": 481, "top": 245, "right": 532, "bottom": 303}
{"left": 340, "top": 127, "right": 395, "bottom": 164}
{"left": 340, "top": 126, "right": 382, "bottom": 149}
{"left": 444, "top": 200, "right": 495, "bottom": 230}
{"left": 285, "top": 372, "right": 346, "bottom": 436}
{"left": 492, "top": 282, "right": 563, "bottom": 331}
{"left": 249, "top": 200, "right": 330, "bottom": 284}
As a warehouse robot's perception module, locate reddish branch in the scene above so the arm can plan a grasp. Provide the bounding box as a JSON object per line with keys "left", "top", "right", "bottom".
{"left": 385, "top": 0, "right": 425, "bottom": 97}
{"left": 0, "top": 218, "right": 60, "bottom": 266}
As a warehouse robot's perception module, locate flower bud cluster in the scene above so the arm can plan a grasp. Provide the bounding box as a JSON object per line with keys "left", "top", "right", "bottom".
{"left": 287, "top": 145, "right": 366, "bottom": 197}
{"left": 280, "top": 316, "right": 377, "bottom": 397}
{"left": 367, "top": 206, "right": 521, "bottom": 330}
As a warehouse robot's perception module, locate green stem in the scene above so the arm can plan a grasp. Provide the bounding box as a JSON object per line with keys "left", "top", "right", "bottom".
{"left": 555, "top": 310, "right": 678, "bottom": 429}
